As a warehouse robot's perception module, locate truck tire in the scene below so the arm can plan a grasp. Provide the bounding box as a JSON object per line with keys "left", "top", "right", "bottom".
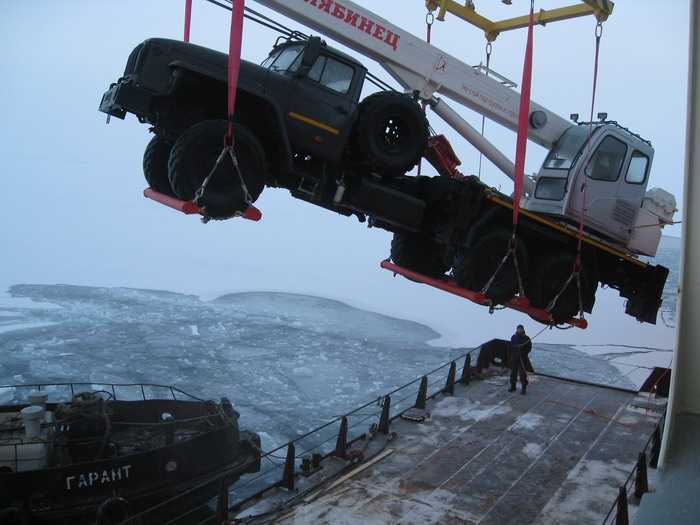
{"left": 529, "top": 252, "right": 595, "bottom": 324}
{"left": 168, "top": 120, "right": 266, "bottom": 218}
{"left": 390, "top": 232, "right": 451, "bottom": 278}
{"left": 453, "top": 228, "right": 528, "bottom": 305}
{"left": 143, "top": 135, "right": 175, "bottom": 197}
{"left": 354, "top": 92, "right": 428, "bottom": 176}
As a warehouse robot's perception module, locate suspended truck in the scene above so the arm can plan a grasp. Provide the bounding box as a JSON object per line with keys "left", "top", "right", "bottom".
{"left": 99, "top": 0, "right": 675, "bottom": 325}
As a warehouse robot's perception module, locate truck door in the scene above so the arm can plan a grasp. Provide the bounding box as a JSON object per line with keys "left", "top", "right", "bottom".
{"left": 568, "top": 132, "right": 629, "bottom": 239}
{"left": 285, "top": 53, "right": 358, "bottom": 163}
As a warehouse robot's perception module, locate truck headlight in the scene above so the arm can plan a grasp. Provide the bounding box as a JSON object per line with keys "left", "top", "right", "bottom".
{"left": 534, "top": 178, "right": 567, "bottom": 201}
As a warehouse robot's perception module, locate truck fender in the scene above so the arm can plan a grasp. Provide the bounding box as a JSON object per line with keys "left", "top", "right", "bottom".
{"left": 168, "top": 61, "right": 293, "bottom": 174}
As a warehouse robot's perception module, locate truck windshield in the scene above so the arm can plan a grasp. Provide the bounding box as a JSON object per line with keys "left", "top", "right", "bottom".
{"left": 262, "top": 45, "right": 303, "bottom": 73}
{"left": 542, "top": 126, "right": 590, "bottom": 170}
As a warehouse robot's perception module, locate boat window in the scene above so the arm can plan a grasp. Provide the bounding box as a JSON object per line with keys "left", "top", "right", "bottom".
{"left": 542, "top": 126, "right": 589, "bottom": 170}
{"left": 586, "top": 135, "right": 627, "bottom": 182}
{"left": 625, "top": 151, "right": 649, "bottom": 184}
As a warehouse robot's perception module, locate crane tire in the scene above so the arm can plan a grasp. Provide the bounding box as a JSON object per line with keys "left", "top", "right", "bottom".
{"left": 354, "top": 92, "right": 429, "bottom": 176}
{"left": 453, "top": 228, "right": 529, "bottom": 305}
{"left": 143, "top": 135, "right": 176, "bottom": 197}
{"left": 390, "top": 232, "right": 451, "bottom": 278}
{"left": 168, "top": 120, "right": 266, "bottom": 218}
{"left": 529, "top": 251, "right": 596, "bottom": 324}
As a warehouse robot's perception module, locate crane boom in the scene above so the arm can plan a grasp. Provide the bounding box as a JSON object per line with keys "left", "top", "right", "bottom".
{"left": 254, "top": 0, "right": 572, "bottom": 151}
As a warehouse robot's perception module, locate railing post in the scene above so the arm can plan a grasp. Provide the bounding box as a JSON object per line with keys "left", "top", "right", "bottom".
{"left": 282, "top": 442, "right": 295, "bottom": 490}
{"left": 650, "top": 426, "right": 661, "bottom": 468}
{"left": 215, "top": 477, "right": 230, "bottom": 523}
{"left": 615, "top": 486, "right": 629, "bottom": 525}
{"left": 634, "top": 452, "right": 649, "bottom": 498}
{"left": 460, "top": 354, "right": 472, "bottom": 385}
{"left": 334, "top": 417, "right": 348, "bottom": 459}
{"left": 378, "top": 395, "right": 391, "bottom": 434}
{"left": 415, "top": 376, "right": 428, "bottom": 409}
{"left": 444, "top": 361, "right": 456, "bottom": 395}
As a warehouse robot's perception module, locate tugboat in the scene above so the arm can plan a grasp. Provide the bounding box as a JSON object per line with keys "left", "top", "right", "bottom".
{"left": 0, "top": 383, "right": 261, "bottom": 524}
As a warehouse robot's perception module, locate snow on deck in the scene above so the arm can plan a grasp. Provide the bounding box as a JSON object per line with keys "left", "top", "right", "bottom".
{"left": 274, "top": 374, "right": 664, "bottom": 525}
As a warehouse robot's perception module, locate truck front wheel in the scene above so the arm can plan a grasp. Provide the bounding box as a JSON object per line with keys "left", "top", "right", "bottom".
{"left": 390, "top": 232, "right": 451, "bottom": 278}
{"left": 168, "top": 120, "right": 266, "bottom": 218}
{"left": 354, "top": 92, "right": 429, "bottom": 176}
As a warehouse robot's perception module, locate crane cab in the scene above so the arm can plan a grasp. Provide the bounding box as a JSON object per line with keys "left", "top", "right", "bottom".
{"left": 522, "top": 121, "right": 675, "bottom": 256}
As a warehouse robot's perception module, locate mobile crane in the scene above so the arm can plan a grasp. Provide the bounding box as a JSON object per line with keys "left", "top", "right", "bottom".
{"left": 99, "top": 0, "right": 675, "bottom": 325}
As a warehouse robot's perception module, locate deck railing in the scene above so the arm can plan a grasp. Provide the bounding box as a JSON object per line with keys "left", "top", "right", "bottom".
{"left": 600, "top": 407, "right": 667, "bottom": 525}
{"left": 118, "top": 349, "right": 478, "bottom": 525}
{"left": 0, "top": 382, "right": 205, "bottom": 403}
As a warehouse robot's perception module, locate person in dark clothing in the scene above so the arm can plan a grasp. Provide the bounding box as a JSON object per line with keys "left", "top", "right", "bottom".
{"left": 509, "top": 324, "right": 532, "bottom": 394}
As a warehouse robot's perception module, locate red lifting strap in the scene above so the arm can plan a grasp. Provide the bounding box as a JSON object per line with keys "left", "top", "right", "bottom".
{"left": 184, "top": 0, "right": 193, "bottom": 43}
{"left": 226, "top": 0, "right": 245, "bottom": 144}
{"left": 512, "top": 2, "right": 535, "bottom": 225}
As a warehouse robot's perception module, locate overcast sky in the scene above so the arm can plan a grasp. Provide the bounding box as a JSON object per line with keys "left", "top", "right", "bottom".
{"left": 0, "top": 0, "right": 688, "bottom": 350}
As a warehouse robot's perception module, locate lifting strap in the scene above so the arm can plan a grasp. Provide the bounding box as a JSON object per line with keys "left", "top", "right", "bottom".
{"left": 225, "top": 0, "right": 245, "bottom": 144}
{"left": 480, "top": 0, "right": 534, "bottom": 302}
{"left": 546, "top": 21, "right": 603, "bottom": 318}
{"left": 193, "top": 0, "right": 253, "bottom": 219}
{"left": 417, "top": 9, "right": 435, "bottom": 177}
{"left": 184, "top": 0, "right": 193, "bottom": 43}
{"left": 512, "top": 0, "right": 535, "bottom": 226}
{"left": 477, "top": 41, "right": 492, "bottom": 180}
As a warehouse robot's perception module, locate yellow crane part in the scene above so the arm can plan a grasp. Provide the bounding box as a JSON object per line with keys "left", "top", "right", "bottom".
{"left": 425, "top": 0, "right": 614, "bottom": 41}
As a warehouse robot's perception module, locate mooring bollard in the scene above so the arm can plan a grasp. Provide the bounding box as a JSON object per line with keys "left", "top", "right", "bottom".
{"left": 282, "top": 442, "right": 295, "bottom": 490}
{"left": 616, "top": 485, "right": 629, "bottom": 525}
{"left": 460, "top": 354, "right": 471, "bottom": 385}
{"left": 415, "top": 376, "right": 428, "bottom": 409}
{"left": 634, "top": 452, "right": 649, "bottom": 498}
{"left": 378, "top": 395, "right": 391, "bottom": 434}
{"left": 444, "top": 361, "right": 456, "bottom": 395}
{"left": 334, "top": 417, "right": 348, "bottom": 459}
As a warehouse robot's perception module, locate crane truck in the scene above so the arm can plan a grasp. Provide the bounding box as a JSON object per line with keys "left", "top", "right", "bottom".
{"left": 99, "top": 0, "right": 675, "bottom": 325}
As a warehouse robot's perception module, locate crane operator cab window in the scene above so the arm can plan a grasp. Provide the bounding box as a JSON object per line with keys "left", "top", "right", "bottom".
{"left": 586, "top": 135, "right": 627, "bottom": 182}
{"left": 625, "top": 151, "right": 649, "bottom": 184}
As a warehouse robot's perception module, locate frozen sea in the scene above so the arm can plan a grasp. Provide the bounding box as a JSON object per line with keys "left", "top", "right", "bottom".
{"left": 0, "top": 234, "right": 679, "bottom": 452}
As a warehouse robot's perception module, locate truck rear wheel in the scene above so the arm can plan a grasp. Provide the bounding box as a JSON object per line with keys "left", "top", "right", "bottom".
{"left": 453, "top": 229, "right": 528, "bottom": 305}
{"left": 390, "top": 232, "right": 451, "bottom": 278}
{"left": 168, "top": 120, "right": 266, "bottom": 218}
{"left": 143, "top": 135, "right": 175, "bottom": 197}
{"left": 529, "top": 252, "right": 596, "bottom": 324}
{"left": 354, "top": 92, "right": 428, "bottom": 176}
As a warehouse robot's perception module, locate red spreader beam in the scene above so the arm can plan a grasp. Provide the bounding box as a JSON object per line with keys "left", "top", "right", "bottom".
{"left": 380, "top": 260, "right": 588, "bottom": 329}
{"left": 143, "top": 188, "right": 262, "bottom": 221}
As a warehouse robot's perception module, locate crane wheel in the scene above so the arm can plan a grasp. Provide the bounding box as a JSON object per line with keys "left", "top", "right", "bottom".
{"left": 453, "top": 228, "right": 529, "bottom": 305}
{"left": 168, "top": 120, "right": 266, "bottom": 218}
{"left": 143, "top": 135, "right": 176, "bottom": 197}
{"left": 528, "top": 251, "right": 596, "bottom": 324}
{"left": 353, "top": 92, "right": 429, "bottom": 176}
{"left": 390, "top": 232, "right": 451, "bottom": 278}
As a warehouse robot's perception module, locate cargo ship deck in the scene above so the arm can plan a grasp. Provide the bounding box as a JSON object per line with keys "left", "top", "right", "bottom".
{"left": 242, "top": 373, "right": 664, "bottom": 525}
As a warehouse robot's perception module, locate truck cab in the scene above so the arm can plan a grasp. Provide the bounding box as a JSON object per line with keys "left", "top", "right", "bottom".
{"left": 523, "top": 121, "right": 673, "bottom": 256}
{"left": 260, "top": 38, "right": 366, "bottom": 164}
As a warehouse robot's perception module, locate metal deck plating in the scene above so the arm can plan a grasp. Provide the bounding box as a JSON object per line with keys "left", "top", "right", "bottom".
{"left": 253, "top": 374, "right": 664, "bottom": 524}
